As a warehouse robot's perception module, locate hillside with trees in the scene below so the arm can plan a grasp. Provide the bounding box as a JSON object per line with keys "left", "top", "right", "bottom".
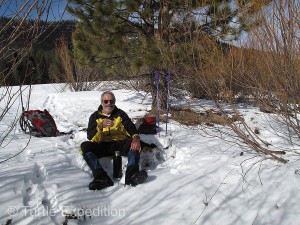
{"left": 0, "top": 16, "right": 75, "bottom": 85}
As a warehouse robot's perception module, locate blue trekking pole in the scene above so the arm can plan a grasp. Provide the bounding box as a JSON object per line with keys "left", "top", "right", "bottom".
{"left": 154, "top": 71, "right": 160, "bottom": 136}
{"left": 166, "top": 70, "right": 171, "bottom": 136}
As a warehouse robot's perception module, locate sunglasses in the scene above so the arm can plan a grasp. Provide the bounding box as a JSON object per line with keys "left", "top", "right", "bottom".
{"left": 103, "top": 100, "right": 115, "bottom": 104}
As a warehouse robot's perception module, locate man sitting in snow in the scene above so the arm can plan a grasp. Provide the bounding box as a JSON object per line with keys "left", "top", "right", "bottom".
{"left": 81, "top": 91, "right": 148, "bottom": 190}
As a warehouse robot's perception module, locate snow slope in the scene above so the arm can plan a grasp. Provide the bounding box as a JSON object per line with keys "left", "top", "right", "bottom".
{"left": 1, "top": 84, "right": 300, "bottom": 225}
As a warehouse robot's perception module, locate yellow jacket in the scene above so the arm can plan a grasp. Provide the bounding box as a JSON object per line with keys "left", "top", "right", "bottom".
{"left": 87, "top": 106, "right": 139, "bottom": 143}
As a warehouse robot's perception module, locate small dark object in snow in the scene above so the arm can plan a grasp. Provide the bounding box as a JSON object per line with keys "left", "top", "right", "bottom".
{"left": 240, "top": 152, "right": 244, "bottom": 156}
{"left": 295, "top": 169, "right": 300, "bottom": 175}
{"left": 5, "top": 219, "right": 12, "bottom": 225}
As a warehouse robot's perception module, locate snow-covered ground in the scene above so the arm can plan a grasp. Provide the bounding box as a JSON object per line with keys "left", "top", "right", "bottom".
{"left": 1, "top": 83, "right": 300, "bottom": 225}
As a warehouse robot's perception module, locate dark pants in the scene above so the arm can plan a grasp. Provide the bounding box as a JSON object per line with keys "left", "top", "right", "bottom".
{"left": 81, "top": 138, "right": 146, "bottom": 174}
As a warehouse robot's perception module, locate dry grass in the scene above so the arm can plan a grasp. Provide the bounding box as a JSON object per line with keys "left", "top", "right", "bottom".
{"left": 143, "top": 107, "right": 242, "bottom": 126}
{"left": 164, "top": 108, "right": 242, "bottom": 126}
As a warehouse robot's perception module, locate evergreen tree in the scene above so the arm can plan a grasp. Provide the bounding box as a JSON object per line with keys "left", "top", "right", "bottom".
{"left": 67, "top": 0, "right": 272, "bottom": 109}
{"left": 67, "top": 0, "right": 271, "bottom": 65}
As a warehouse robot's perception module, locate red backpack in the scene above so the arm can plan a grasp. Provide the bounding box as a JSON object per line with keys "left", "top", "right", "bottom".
{"left": 19, "top": 109, "right": 59, "bottom": 137}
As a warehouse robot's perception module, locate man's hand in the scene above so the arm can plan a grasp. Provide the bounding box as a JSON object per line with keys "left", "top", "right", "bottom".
{"left": 98, "top": 119, "right": 114, "bottom": 130}
{"left": 130, "top": 136, "right": 141, "bottom": 152}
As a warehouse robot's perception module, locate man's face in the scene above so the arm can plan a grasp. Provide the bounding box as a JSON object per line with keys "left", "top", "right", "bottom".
{"left": 101, "top": 94, "right": 115, "bottom": 114}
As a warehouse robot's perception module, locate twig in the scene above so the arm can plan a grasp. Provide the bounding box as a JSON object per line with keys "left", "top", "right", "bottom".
{"left": 194, "top": 169, "right": 233, "bottom": 224}
{"left": 0, "top": 136, "right": 31, "bottom": 164}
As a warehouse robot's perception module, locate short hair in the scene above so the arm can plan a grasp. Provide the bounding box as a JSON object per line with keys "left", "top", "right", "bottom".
{"left": 101, "top": 91, "right": 116, "bottom": 102}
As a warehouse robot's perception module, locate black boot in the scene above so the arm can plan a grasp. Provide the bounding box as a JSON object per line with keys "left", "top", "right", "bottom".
{"left": 125, "top": 165, "right": 148, "bottom": 186}
{"left": 89, "top": 168, "right": 114, "bottom": 190}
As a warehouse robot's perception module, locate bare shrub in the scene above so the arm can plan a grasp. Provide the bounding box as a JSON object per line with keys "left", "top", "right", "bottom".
{"left": 244, "top": 0, "right": 300, "bottom": 145}
{"left": 50, "top": 37, "right": 103, "bottom": 91}
{"left": 156, "top": 2, "right": 296, "bottom": 163}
